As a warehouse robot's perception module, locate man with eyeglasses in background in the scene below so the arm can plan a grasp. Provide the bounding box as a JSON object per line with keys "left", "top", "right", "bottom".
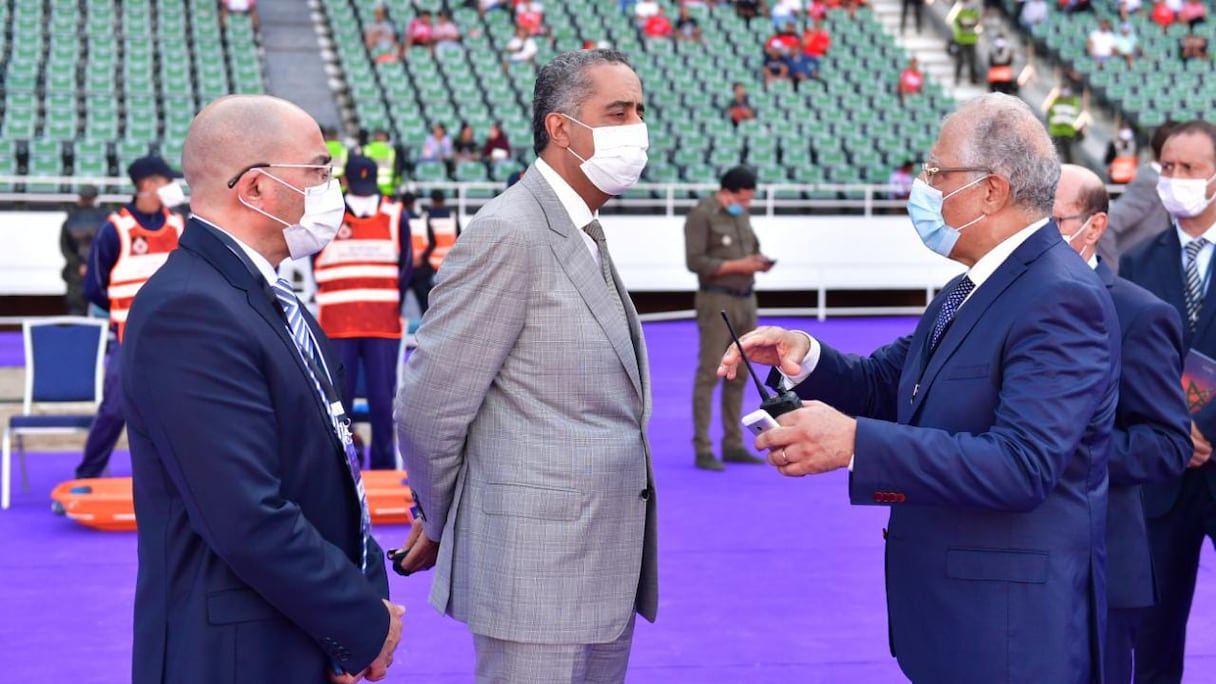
{"left": 1054, "top": 163, "right": 1190, "bottom": 684}
{"left": 120, "top": 95, "right": 403, "bottom": 684}
{"left": 721, "top": 94, "right": 1120, "bottom": 683}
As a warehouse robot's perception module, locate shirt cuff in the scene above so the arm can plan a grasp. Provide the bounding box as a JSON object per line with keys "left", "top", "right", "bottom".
{"left": 777, "top": 331, "right": 820, "bottom": 388}
{"left": 848, "top": 454, "right": 855, "bottom": 472}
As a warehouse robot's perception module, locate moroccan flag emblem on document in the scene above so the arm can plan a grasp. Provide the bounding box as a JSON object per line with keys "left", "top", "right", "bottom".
{"left": 1183, "top": 349, "right": 1216, "bottom": 413}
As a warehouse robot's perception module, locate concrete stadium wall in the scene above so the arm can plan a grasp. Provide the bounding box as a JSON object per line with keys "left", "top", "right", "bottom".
{"left": 1, "top": 211, "right": 963, "bottom": 296}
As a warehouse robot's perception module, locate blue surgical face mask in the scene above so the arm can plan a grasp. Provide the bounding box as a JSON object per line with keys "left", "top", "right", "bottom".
{"left": 906, "top": 176, "right": 988, "bottom": 258}
{"left": 725, "top": 203, "right": 745, "bottom": 216}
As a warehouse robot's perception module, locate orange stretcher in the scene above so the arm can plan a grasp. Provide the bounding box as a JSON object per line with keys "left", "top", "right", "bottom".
{"left": 51, "top": 470, "right": 416, "bottom": 532}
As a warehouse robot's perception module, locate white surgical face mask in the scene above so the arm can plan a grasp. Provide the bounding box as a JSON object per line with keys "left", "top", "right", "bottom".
{"left": 155, "top": 180, "right": 186, "bottom": 208}
{"left": 562, "top": 114, "right": 649, "bottom": 196}
{"left": 1157, "top": 171, "right": 1216, "bottom": 219}
{"left": 239, "top": 170, "right": 347, "bottom": 259}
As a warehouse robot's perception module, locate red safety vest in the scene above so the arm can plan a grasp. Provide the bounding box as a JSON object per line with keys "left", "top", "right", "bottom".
{"left": 428, "top": 213, "right": 458, "bottom": 272}
{"left": 314, "top": 198, "right": 404, "bottom": 339}
{"left": 106, "top": 208, "right": 184, "bottom": 342}
{"left": 409, "top": 215, "right": 429, "bottom": 269}
{"left": 1110, "top": 156, "right": 1138, "bottom": 184}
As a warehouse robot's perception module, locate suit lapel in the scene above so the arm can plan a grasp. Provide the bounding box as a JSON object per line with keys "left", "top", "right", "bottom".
{"left": 520, "top": 170, "right": 644, "bottom": 400}
{"left": 909, "top": 224, "right": 1051, "bottom": 417}
{"left": 181, "top": 220, "right": 343, "bottom": 451}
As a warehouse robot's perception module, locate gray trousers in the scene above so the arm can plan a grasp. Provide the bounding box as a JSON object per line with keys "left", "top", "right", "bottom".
{"left": 473, "top": 615, "right": 636, "bottom": 684}
{"left": 692, "top": 289, "right": 758, "bottom": 453}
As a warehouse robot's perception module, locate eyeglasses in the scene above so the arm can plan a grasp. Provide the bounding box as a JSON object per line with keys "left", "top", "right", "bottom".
{"left": 1052, "top": 212, "right": 1090, "bottom": 226}
{"left": 227, "top": 162, "right": 334, "bottom": 189}
{"left": 920, "top": 163, "right": 992, "bottom": 185}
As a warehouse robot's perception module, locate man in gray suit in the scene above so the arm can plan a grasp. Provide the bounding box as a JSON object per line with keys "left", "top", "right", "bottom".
{"left": 394, "top": 48, "right": 657, "bottom": 683}
{"left": 1097, "top": 121, "right": 1177, "bottom": 271}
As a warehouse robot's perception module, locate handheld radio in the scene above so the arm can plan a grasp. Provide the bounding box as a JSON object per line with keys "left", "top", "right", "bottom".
{"left": 720, "top": 311, "right": 803, "bottom": 435}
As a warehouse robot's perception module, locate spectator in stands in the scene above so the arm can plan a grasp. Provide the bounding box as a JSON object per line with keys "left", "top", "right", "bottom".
{"left": 1152, "top": 0, "right": 1177, "bottom": 27}
{"left": 482, "top": 121, "right": 512, "bottom": 162}
{"left": 787, "top": 51, "right": 816, "bottom": 89}
{"left": 886, "top": 160, "right": 915, "bottom": 200}
{"left": 503, "top": 24, "right": 539, "bottom": 69}
{"left": 1020, "top": 0, "right": 1049, "bottom": 28}
{"left": 433, "top": 10, "right": 463, "bottom": 53}
{"left": 365, "top": 4, "right": 400, "bottom": 63}
{"left": 676, "top": 5, "right": 704, "bottom": 43}
{"left": 726, "top": 82, "right": 757, "bottom": 127}
{"left": 808, "top": 0, "right": 829, "bottom": 20}
{"left": 404, "top": 9, "right": 436, "bottom": 53}
{"left": 419, "top": 123, "right": 454, "bottom": 168}
{"left": 219, "top": 0, "right": 259, "bottom": 29}
{"left": 1061, "top": 0, "right": 1094, "bottom": 13}
{"left": 643, "top": 5, "right": 675, "bottom": 39}
{"left": 763, "top": 23, "right": 799, "bottom": 88}
{"left": 59, "top": 184, "right": 108, "bottom": 315}
{"left": 1181, "top": 30, "right": 1211, "bottom": 58}
{"left": 453, "top": 123, "right": 480, "bottom": 163}
{"left": 1087, "top": 18, "right": 1118, "bottom": 66}
{"left": 902, "top": 0, "right": 925, "bottom": 32}
{"left": 735, "top": 0, "right": 768, "bottom": 26}
{"left": 772, "top": 0, "right": 803, "bottom": 27}
{"left": 988, "top": 33, "right": 1017, "bottom": 94}
{"left": 1180, "top": 0, "right": 1208, "bottom": 25}
{"left": 952, "top": 0, "right": 982, "bottom": 85}
{"left": 1106, "top": 124, "right": 1139, "bottom": 183}
{"left": 634, "top": 0, "right": 661, "bottom": 25}
{"left": 479, "top": 0, "right": 508, "bottom": 14}
{"left": 516, "top": 0, "right": 547, "bottom": 36}
{"left": 1113, "top": 21, "right": 1141, "bottom": 65}
{"left": 802, "top": 18, "right": 831, "bottom": 76}
{"left": 897, "top": 57, "right": 924, "bottom": 104}
{"left": 1123, "top": 0, "right": 1145, "bottom": 15}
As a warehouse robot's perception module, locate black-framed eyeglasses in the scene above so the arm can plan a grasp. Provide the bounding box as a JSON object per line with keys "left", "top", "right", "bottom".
{"left": 227, "top": 162, "right": 334, "bottom": 189}
{"left": 1052, "top": 212, "right": 1090, "bottom": 226}
{"left": 920, "top": 163, "right": 992, "bottom": 185}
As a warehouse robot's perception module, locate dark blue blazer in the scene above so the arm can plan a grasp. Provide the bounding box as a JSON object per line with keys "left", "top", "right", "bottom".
{"left": 122, "top": 219, "right": 390, "bottom": 684}
{"left": 1095, "top": 259, "right": 1190, "bottom": 609}
{"left": 1121, "top": 227, "right": 1216, "bottom": 516}
{"left": 792, "top": 224, "right": 1119, "bottom": 684}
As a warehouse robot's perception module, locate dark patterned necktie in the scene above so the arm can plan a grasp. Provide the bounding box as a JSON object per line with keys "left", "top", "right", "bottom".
{"left": 583, "top": 219, "right": 626, "bottom": 318}
{"left": 272, "top": 277, "right": 370, "bottom": 572}
{"left": 929, "top": 275, "right": 976, "bottom": 352}
{"left": 1185, "top": 237, "right": 1208, "bottom": 333}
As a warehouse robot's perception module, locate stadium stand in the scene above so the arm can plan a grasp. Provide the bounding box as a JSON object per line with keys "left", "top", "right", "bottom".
{"left": 1015, "top": 0, "right": 1216, "bottom": 132}
{"left": 0, "top": 0, "right": 265, "bottom": 193}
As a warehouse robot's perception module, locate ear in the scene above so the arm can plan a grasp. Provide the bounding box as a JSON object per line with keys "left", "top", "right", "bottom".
{"left": 1087, "top": 212, "right": 1109, "bottom": 247}
{"left": 981, "top": 174, "right": 1012, "bottom": 212}
{"left": 238, "top": 170, "right": 267, "bottom": 201}
{"left": 546, "top": 112, "right": 572, "bottom": 150}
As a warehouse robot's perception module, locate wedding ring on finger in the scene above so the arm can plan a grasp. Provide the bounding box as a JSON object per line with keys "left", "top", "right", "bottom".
{"left": 780, "top": 448, "right": 790, "bottom": 466}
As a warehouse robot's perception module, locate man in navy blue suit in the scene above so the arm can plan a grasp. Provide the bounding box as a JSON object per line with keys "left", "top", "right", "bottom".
{"left": 1120, "top": 120, "right": 1216, "bottom": 684}
{"left": 1055, "top": 163, "right": 1191, "bottom": 683}
{"left": 121, "top": 95, "right": 404, "bottom": 684}
{"left": 721, "top": 94, "right": 1120, "bottom": 683}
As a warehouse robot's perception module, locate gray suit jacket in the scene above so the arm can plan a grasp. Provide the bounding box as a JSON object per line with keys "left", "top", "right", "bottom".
{"left": 1097, "top": 163, "right": 1170, "bottom": 272}
{"left": 395, "top": 166, "right": 658, "bottom": 645}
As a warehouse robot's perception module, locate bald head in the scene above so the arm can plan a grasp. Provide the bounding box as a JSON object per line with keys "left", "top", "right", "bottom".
{"left": 183, "top": 95, "right": 320, "bottom": 201}
{"left": 1054, "top": 164, "right": 1110, "bottom": 260}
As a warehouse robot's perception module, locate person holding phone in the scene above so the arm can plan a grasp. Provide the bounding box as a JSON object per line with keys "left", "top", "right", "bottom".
{"left": 684, "top": 165, "right": 775, "bottom": 471}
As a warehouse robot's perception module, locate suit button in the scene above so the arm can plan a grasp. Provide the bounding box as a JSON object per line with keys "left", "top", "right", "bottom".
{"left": 872, "top": 492, "right": 883, "bottom": 503}
{"left": 895, "top": 493, "right": 906, "bottom": 503}
{"left": 640, "top": 488, "right": 650, "bottom": 501}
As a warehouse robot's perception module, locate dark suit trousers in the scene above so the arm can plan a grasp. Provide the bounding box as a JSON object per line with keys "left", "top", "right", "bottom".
{"left": 1107, "top": 606, "right": 1146, "bottom": 684}
{"left": 1135, "top": 470, "right": 1216, "bottom": 683}
{"left": 333, "top": 337, "right": 400, "bottom": 470}
{"left": 75, "top": 339, "right": 123, "bottom": 479}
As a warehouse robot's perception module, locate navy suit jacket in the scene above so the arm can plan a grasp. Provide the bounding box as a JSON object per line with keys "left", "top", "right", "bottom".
{"left": 122, "top": 219, "right": 390, "bottom": 684}
{"left": 1094, "top": 260, "right": 1190, "bottom": 609}
{"left": 1120, "top": 227, "right": 1216, "bottom": 516}
{"left": 792, "top": 224, "right": 1119, "bottom": 684}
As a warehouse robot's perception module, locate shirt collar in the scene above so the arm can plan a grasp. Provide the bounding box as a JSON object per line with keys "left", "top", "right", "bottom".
{"left": 192, "top": 214, "right": 281, "bottom": 286}
{"left": 534, "top": 157, "right": 596, "bottom": 230}
{"left": 1174, "top": 220, "right": 1216, "bottom": 247}
{"left": 966, "top": 218, "right": 1048, "bottom": 289}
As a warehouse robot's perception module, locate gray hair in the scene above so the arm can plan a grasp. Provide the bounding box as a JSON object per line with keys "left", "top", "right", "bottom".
{"left": 947, "top": 93, "right": 1059, "bottom": 215}
{"left": 532, "top": 49, "right": 632, "bottom": 155}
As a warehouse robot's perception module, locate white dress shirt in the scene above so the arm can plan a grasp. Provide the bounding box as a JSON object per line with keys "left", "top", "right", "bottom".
{"left": 1176, "top": 221, "right": 1216, "bottom": 297}
{"left": 533, "top": 157, "right": 600, "bottom": 265}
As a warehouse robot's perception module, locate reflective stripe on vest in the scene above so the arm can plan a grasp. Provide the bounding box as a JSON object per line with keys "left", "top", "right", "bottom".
{"left": 314, "top": 198, "right": 404, "bottom": 339}
{"left": 107, "top": 208, "right": 183, "bottom": 342}
{"left": 428, "top": 215, "right": 458, "bottom": 271}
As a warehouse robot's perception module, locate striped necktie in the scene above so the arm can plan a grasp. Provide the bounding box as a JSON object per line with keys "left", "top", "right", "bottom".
{"left": 929, "top": 275, "right": 976, "bottom": 353}
{"left": 1185, "top": 238, "right": 1208, "bottom": 333}
{"left": 272, "top": 277, "right": 371, "bottom": 572}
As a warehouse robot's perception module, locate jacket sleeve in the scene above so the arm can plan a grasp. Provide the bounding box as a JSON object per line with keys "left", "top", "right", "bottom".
{"left": 1109, "top": 299, "right": 1191, "bottom": 485}
{"left": 83, "top": 222, "right": 119, "bottom": 310}
{"left": 394, "top": 214, "right": 532, "bottom": 541}
{"left": 790, "top": 336, "right": 911, "bottom": 423}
